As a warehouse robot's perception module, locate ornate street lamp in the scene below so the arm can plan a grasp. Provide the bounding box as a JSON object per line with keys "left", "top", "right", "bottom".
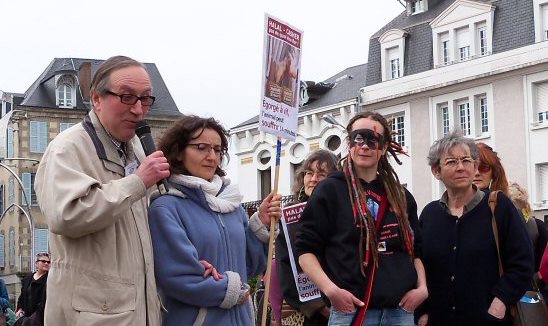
{"left": 0, "top": 159, "right": 38, "bottom": 272}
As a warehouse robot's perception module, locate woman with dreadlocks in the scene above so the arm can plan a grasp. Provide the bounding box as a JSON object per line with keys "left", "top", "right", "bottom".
{"left": 296, "top": 112, "right": 427, "bottom": 326}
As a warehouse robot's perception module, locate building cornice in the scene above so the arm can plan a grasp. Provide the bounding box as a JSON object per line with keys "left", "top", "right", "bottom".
{"left": 361, "top": 41, "right": 548, "bottom": 105}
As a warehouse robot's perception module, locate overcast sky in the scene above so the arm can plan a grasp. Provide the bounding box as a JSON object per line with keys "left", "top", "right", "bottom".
{"left": 0, "top": 0, "right": 404, "bottom": 129}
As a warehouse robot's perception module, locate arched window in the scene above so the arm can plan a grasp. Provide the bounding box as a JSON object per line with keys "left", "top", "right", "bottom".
{"left": 56, "top": 75, "right": 75, "bottom": 108}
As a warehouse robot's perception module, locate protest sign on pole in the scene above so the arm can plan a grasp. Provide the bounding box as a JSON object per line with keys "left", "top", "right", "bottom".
{"left": 259, "top": 14, "right": 303, "bottom": 326}
{"left": 280, "top": 202, "right": 321, "bottom": 302}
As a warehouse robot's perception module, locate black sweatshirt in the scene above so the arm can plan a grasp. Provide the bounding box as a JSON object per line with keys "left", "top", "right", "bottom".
{"left": 295, "top": 171, "right": 421, "bottom": 308}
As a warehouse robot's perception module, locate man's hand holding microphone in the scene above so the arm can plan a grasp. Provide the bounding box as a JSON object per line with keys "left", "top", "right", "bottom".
{"left": 135, "top": 121, "right": 170, "bottom": 192}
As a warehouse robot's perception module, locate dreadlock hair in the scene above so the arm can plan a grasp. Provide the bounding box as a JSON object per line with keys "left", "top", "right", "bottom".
{"left": 342, "top": 111, "right": 413, "bottom": 274}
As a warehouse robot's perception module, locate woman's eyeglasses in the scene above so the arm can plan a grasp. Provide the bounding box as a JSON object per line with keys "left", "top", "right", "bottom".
{"left": 187, "top": 143, "right": 223, "bottom": 157}
{"left": 442, "top": 157, "right": 475, "bottom": 169}
{"left": 304, "top": 170, "right": 328, "bottom": 180}
{"left": 37, "top": 260, "right": 50, "bottom": 264}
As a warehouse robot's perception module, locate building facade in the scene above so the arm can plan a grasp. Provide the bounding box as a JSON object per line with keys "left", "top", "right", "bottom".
{"left": 362, "top": 0, "right": 548, "bottom": 219}
{"left": 0, "top": 57, "right": 180, "bottom": 305}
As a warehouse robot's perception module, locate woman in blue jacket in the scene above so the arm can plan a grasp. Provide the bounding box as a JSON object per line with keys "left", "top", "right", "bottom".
{"left": 148, "top": 115, "right": 281, "bottom": 326}
{"left": 0, "top": 277, "right": 10, "bottom": 326}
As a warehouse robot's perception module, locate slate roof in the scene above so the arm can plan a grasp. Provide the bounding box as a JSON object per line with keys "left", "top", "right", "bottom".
{"left": 366, "top": 0, "right": 535, "bottom": 86}
{"left": 20, "top": 58, "right": 180, "bottom": 117}
{"left": 232, "top": 63, "right": 367, "bottom": 129}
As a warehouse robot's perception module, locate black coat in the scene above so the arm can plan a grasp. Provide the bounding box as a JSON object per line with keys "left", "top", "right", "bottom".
{"left": 419, "top": 191, "right": 533, "bottom": 326}
{"left": 16, "top": 272, "right": 47, "bottom": 318}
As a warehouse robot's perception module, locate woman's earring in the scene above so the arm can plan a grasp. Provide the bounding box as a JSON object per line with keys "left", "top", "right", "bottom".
{"left": 488, "top": 179, "right": 493, "bottom": 190}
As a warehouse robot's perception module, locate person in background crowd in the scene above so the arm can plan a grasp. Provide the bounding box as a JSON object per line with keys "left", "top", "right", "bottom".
{"left": 148, "top": 115, "right": 281, "bottom": 326}
{"left": 473, "top": 143, "right": 509, "bottom": 194}
{"left": 508, "top": 182, "right": 548, "bottom": 273}
{"left": 297, "top": 111, "right": 427, "bottom": 326}
{"left": 418, "top": 132, "right": 533, "bottom": 326}
{"left": 15, "top": 253, "right": 50, "bottom": 326}
{"left": 473, "top": 144, "right": 547, "bottom": 290}
{"left": 0, "top": 276, "right": 10, "bottom": 326}
{"left": 35, "top": 56, "right": 169, "bottom": 325}
{"left": 537, "top": 243, "right": 548, "bottom": 297}
{"left": 274, "top": 149, "right": 338, "bottom": 326}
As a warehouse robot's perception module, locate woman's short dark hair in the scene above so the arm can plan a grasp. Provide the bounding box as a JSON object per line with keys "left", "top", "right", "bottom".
{"left": 158, "top": 115, "right": 229, "bottom": 177}
{"left": 292, "top": 149, "right": 338, "bottom": 197}
{"left": 36, "top": 252, "right": 50, "bottom": 260}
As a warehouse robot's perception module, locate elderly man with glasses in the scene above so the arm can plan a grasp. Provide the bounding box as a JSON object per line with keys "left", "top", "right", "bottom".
{"left": 35, "top": 56, "right": 170, "bottom": 326}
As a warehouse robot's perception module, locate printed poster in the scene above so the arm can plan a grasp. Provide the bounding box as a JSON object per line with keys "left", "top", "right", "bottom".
{"left": 259, "top": 14, "right": 302, "bottom": 141}
{"left": 281, "top": 202, "right": 321, "bottom": 302}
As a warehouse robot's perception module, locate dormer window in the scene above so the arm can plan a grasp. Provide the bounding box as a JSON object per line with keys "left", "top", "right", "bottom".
{"left": 430, "top": 0, "right": 495, "bottom": 67}
{"left": 534, "top": 0, "right": 548, "bottom": 42}
{"left": 379, "top": 29, "right": 407, "bottom": 81}
{"left": 55, "top": 75, "right": 76, "bottom": 108}
{"left": 410, "top": 0, "right": 427, "bottom": 15}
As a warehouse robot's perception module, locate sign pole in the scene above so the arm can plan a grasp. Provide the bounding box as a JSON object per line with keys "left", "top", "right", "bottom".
{"left": 261, "top": 138, "right": 282, "bottom": 326}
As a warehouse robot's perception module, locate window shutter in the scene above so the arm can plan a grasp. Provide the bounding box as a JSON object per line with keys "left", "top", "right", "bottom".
{"left": 34, "top": 229, "right": 49, "bottom": 255}
{"left": 21, "top": 173, "right": 31, "bottom": 206}
{"left": 536, "top": 82, "right": 548, "bottom": 122}
{"left": 456, "top": 27, "right": 469, "bottom": 48}
{"left": 6, "top": 127, "right": 13, "bottom": 158}
{"left": 30, "top": 121, "right": 48, "bottom": 153}
{"left": 0, "top": 184, "right": 4, "bottom": 215}
{"left": 539, "top": 164, "right": 548, "bottom": 202}
{"left": 0, "top": 234, "right": 4, "bottom": 268}
{"left": 8, "top": 177, "right": 14, "bottom": 206}
{"left": 387, "top": 47, "right": 399, "bottom": 61}
{"left": 60, "top": 123, "right": 75, "bottom": 132}
{"left": 543, "top": 5, "right": 548, "bottom": 39}
{"left": 9, "top": 229, "right": 14, "bottom": 267}
{"left": 30, "top": 121, "right": 38, "bottom": 152}
{"left": 39, "top": 122, "right": 48, "bottom": 152}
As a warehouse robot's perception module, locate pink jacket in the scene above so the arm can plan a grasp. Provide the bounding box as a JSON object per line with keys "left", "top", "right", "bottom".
{"left": 540, "top": 243, "right": 548, "bottom": 280}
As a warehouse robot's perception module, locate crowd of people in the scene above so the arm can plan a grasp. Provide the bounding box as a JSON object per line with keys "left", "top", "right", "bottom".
{"left": 0, "top": 55, "right": 544, "bottom": 326}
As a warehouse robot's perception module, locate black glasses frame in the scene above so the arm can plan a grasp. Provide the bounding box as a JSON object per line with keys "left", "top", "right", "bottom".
{"left": 105, "top": 90, "right": 156, "bottom": 106}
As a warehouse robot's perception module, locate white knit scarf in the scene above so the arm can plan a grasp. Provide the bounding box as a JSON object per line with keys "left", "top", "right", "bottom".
{"left": 169, "top": 174, "right": 243, "bottom": 213}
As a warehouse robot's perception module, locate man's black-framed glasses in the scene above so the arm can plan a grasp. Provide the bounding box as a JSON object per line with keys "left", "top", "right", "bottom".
{"left": 105, "top": 90, "right": 155, "bottom": 106}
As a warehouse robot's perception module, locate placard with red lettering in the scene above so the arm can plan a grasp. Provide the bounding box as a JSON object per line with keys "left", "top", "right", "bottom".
{"left": 259, "top": 14, "right": 302, "bottom": 141}
{"left": 281, "top": 202, "right": 321, "bottom": 302}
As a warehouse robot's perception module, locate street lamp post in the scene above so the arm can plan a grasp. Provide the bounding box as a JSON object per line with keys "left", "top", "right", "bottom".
{"left": 322, "top": 113, "right": 346, "bottom": 131}
{"left": 0, "top": 159, "right": 38, "bottom": 272}
{"left": 0, "top": 203, "right": 33, "bottom": 272}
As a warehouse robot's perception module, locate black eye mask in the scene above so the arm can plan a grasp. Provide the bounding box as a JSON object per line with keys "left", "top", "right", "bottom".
{"left": 350, "top": 128, "right": 385, "bottom": 149}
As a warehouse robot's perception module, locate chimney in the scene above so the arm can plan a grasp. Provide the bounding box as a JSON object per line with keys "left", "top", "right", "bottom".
{"left": 79, "top": 62, "right": 92, "bottom": 103}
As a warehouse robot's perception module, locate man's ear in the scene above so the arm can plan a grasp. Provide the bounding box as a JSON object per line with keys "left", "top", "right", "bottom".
{"left": 431, "top": 165, "right": 441, "bottom": 180}
{"left": 91, "top": 91, "right": 101, "bottom": 110}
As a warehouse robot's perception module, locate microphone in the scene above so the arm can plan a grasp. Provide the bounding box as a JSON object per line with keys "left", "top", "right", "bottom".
{"left": 135, "top": 120, "right": 169, "bottom": 194}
